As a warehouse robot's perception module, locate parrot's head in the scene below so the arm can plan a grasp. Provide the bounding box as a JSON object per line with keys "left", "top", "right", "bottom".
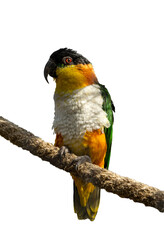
{"left": 44, "top": 48, "right": 98, "bottom": 93}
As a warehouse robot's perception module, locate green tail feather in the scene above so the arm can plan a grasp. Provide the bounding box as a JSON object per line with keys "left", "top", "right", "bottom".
{"left": 73, "top": 182, "right": 100, "bottom": 221}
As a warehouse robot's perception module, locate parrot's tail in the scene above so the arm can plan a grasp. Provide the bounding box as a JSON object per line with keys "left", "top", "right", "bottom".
{"left": 73, "top": 181, "right": 100, "bottom": 221}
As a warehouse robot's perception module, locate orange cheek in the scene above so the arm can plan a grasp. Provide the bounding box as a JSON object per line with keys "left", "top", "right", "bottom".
{"left": 55, "top": 64, "right": 98, "bottom": 94}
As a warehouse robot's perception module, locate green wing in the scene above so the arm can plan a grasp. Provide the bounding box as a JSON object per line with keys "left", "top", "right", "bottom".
{"left": 99, "top": 84, "right": 115, "bottom": 169}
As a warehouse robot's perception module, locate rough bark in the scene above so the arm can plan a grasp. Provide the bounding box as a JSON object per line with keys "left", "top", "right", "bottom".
{"left": 0, "top": 116, "right": 164, "bottom": 212}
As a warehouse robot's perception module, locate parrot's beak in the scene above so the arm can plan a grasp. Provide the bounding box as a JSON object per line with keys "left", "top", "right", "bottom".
{"left": 44, "top": 59, "right": 57, "bottom": 83}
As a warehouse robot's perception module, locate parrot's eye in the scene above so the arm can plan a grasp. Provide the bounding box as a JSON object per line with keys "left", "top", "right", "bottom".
{"left": 63, "top": 56, "right": 73, "bottom": 65}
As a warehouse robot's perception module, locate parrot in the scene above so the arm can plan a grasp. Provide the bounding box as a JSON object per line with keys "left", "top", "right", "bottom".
{"left": 44, "top": 48, "right": 115, "bottom": 221}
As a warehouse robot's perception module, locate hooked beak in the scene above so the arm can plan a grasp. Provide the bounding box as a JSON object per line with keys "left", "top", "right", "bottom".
{"left": 44, "top": 59, "right": 57, "bottom": 83}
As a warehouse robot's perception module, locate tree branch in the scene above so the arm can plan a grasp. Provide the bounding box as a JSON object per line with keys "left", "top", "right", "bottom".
{"left": 0, "top": 116, "right": 164, "bottom": 212}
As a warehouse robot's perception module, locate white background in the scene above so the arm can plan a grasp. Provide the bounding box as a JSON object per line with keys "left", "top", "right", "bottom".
{"left": 0, "top": 0, "right": 164, "bottom": 239}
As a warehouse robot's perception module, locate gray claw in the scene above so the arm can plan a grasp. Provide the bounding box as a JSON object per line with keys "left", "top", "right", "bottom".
{"left": 73, "top": 155, "right": 92, "bottom": 171}
{"left": 59, "top": 146, "right": 70, "bottom": 158}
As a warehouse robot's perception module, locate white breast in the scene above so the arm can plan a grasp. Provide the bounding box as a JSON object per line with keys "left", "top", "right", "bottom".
{"left": 53, "top": 84, "right": 110, "bottom": 145}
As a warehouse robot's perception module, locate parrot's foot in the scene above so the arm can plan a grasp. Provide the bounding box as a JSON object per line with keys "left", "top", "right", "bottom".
{"left": 59, "top": 146, "right": 70, "bottom": 158}
{"left": 73, "top": 155, "right": 92, "bottom": 171}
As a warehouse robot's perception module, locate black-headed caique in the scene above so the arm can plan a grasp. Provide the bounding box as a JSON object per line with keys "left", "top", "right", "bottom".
{"left": 44, "top": 48, "right": 115, "bottom": 221}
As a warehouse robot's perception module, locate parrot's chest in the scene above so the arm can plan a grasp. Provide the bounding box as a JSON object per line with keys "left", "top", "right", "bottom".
{"left": 53, "top": 84, "right": 109, "bottom": 154}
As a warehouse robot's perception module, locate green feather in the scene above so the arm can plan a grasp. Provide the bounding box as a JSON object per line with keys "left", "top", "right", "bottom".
{"left": 99, "top": 84, "right": 115, "bottom": 169}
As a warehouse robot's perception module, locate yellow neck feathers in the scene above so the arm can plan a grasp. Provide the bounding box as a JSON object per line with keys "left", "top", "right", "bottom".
{"left": 55, "top": 64, "right": 98, "bottom": 94}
